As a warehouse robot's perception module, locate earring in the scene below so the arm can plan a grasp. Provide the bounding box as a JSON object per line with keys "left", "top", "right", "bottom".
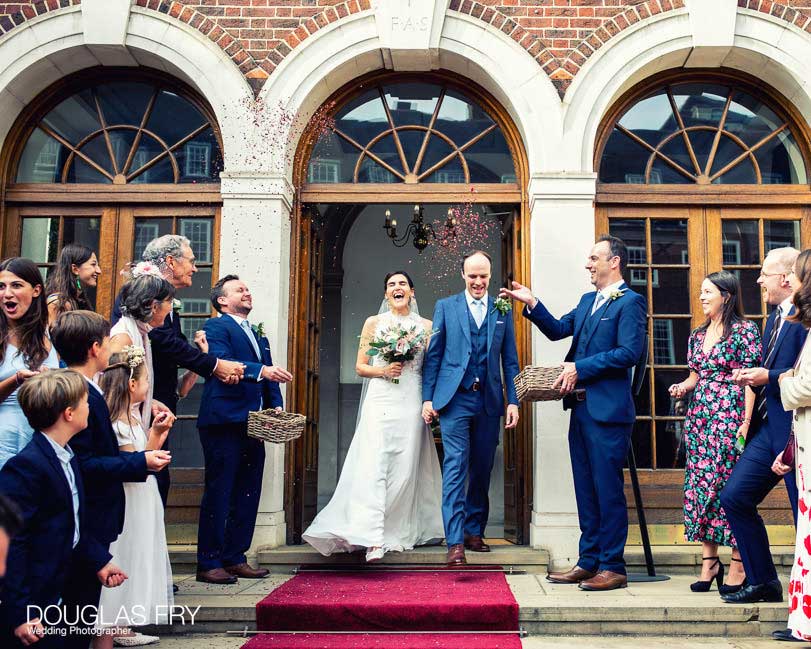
{"left": 75, "top": 275, "right": 82, "bottom": 291}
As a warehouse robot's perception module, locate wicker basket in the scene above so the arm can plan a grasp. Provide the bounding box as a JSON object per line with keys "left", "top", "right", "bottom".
{"left": 247, "top": 409, "right": 306, "bottom": 444}
{"left": 514, "top": 365, "right": 564, "bottom": 402}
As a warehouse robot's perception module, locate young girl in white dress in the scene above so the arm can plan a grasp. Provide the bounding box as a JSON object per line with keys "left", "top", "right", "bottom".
{"left": 96, "top": 346, "right": 175, "bottom": 647}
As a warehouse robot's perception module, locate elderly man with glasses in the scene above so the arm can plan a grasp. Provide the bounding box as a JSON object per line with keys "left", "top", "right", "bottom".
{"left": 721, "top": 248, "right": 805, "bottom": 621}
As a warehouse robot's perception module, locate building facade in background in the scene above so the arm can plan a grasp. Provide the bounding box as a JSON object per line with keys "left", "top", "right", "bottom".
{"left": 0, "top": 0, "right": 809, "bottom": 567}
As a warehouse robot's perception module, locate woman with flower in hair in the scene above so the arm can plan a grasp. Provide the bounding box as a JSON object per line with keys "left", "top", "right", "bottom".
{"left": 96, "top": 347, "right": 175, "bottom": 647}
{"left": 109, "top": 265, "right": 176, "bottom": 429}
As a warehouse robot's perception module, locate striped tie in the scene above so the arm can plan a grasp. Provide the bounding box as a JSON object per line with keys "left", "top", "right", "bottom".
{"left": 756, "top": 307, "right": 783, "bottom": 422}
{"left": 592, "top": 292, "right": 606, "bottom": 315}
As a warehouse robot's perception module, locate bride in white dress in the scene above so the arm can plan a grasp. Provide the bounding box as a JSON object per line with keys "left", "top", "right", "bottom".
{"left": 303, "top": 271, "right": 444, "bottom": 562}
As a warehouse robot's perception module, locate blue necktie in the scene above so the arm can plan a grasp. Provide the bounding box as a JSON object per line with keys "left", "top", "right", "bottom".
{"left": 472, "top": 299, "right": 485, "bottom": 328}
{"left": 240, "top": 320, "right": 261, "bottom": 359}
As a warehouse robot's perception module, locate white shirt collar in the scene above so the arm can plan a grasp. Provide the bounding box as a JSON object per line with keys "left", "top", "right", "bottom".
{"left": 42, "top": 432, "right": 74, "bottom": 463}
{"left": 465, "top": 290, "right": 488, "bottom": 306}
{"left": 226, "top": 313, "right": 250, "bottom": 327}
{"left": 597, "top": 279, "right": 625, "bottom": 299}
{"left": 779, "top": 296, "right": 794, "bottom": 315}
{"left": 84, "top": 375, "right": 103, "bottom": 395}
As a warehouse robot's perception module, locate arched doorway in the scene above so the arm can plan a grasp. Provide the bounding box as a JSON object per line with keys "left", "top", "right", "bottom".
{"left": 595, "top": 70, "right": 811, "bottom": 540}
{"left": 285, "top": 71, "right": 533, "bottom": 545}
{"left": 0, "top": 67, "right": 224, "bottom": 541}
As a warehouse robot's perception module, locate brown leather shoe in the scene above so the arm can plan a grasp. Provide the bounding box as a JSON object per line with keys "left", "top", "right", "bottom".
{"left": 446, "top": 543, "right": 467, "bottom": 567}
{"left": 196, "top": 568, "right": 238, "bottom": 584}
{"left": 225, "top": 562, "right": 270, "bottom": 579}
{"left": 578, "top": 570, "right": 628, "bottom": 591}
{"left": 464, "top": 534, "right": 491, "bottom": 553}
{"left": 546, "top": 565, "right": 597, "bottom": 584}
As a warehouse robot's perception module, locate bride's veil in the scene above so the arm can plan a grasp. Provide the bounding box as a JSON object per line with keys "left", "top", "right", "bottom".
{"left": 354, "top": 297, "right": 420, "bottom": 431}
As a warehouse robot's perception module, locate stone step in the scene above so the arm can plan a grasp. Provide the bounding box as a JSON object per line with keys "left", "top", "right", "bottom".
{"left": 156, "top": 573, "right": 792, "bottom": 637}
{"left": 168, "top": 543, "right": 796, "bottom": 576}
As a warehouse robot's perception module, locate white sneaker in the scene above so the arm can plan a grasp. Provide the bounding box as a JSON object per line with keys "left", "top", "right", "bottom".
{"left": 365, "top": 547, "right": 385, "bottom": 563}
{"left": 113, "top": 633, "right": 160, "bottom": 646}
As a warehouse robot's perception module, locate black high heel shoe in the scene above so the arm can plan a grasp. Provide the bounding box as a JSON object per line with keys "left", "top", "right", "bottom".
{"left": 719, "top": 557, "right": 747, "bottom": 595}
{"left": 690, "top": 556, "right": 724, "bottom": 592}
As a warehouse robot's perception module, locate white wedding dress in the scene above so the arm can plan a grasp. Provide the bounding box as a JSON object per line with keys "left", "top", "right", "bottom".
{"left": 303, "top": 310, "right": 444, "bottom": 556}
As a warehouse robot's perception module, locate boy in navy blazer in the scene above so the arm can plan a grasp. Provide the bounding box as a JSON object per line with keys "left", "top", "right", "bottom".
{"left": 0, "top": 370, "right": 126, "bottom": 648}
{"left": 196, "top": 275, "right": 292, "bottom": 584}
{"left": 49, "top": 311, "right": 170, "bottom": 644}
{"left": 501, "top": 235, "right": 646, "bottom": 591}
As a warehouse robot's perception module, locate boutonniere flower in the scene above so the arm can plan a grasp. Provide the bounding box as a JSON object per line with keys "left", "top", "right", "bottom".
{"left": 608, "top": 288, "right": 627, "bottom": 302}
{"left": 252, "top": 322, "right": 265, "bottom": 338}
{"left": 492, "top": 296, "right": 512, "bottom": 316}
{"left": 172, "top": 299, "right": 182, "bottom": 312}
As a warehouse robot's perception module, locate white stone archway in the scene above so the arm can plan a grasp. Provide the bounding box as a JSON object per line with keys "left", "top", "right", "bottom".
{"left": 0, "top": 2, "right": 253, "bottom": 164}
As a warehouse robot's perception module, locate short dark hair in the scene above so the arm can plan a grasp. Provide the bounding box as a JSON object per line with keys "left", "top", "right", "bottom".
{"left": 18, "top": 369, "right": 87, "bottom": 431}
{"left": 50, "top": 310, "right": 111, "bottom": 366}
{"left": 460, "top": 250, "right": 493, "bottom": 271}
{"left": 0, "top": 494, "right": 21, "bottom": 538}
{"left": 211, "top": 274, "right": 239, "bottom": 313}
{"left": 383, "top": 271, "right": 415, "bottom": 292}
{"left": 596, "top": 234, "right": 628, "bottom": 273}
{"left": 119, "top": 274, "right": 175, "bottom": 322}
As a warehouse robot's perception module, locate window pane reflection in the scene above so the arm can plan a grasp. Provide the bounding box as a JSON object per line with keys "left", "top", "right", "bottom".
{"left": 722, "top": 220, "right": 759, "bottom": 265}
{"left": 657, "top": 419, "right": 686, "bottom": 469}
{"left": 765, "top": 220, "right": 800, "bottom": 251}
{"left": 652, "top": 269, "right": 690, "bottom": 314}
{"left": 651, "top": 219, "right": 688, "bottom": 264}
{"left": 652, "top": 318, "right": 690, "bottom": 365}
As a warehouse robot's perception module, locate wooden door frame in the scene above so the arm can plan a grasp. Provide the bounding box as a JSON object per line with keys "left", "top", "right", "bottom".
{"left": 286, "top": 69, "right": 534, "bottom": 544}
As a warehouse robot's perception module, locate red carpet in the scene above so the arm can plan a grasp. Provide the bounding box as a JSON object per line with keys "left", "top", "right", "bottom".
{"left": 243, "top": 569, "right": 521, "bottom": 649}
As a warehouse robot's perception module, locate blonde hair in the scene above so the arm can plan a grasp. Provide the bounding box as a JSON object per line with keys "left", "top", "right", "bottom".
{"left": 18, "top": 369, "right": 87, "bottom": 431}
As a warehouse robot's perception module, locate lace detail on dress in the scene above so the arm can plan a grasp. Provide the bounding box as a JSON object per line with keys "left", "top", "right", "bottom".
{"left": 372, "top": 310, "right": 426, "bottom": 378}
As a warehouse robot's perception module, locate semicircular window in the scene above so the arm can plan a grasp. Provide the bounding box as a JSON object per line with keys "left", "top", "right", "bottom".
{"left": 307, "top": 82, "right": 516, "bottom": 184}
{"left": 599, "top": 82, "right": 808, "bottom": 185}
{"left": 16, "top": 81, "right": 223, "bottom": 184}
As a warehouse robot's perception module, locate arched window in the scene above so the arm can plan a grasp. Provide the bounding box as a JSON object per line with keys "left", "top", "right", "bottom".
{"left": 307, "top": 81, "right": 516, "bottom": 184}
{"left": 599, "top": 81, "right": 808, "bottom": 184}
{"left": 15, "top": 80, "right": 223, "bottom": 184}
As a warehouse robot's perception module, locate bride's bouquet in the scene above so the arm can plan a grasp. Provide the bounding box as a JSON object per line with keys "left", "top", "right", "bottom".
{"left": 367, "top": 323, "right": 432, "bottom": 384}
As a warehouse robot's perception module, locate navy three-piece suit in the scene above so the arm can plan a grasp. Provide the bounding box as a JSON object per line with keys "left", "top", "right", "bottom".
{"left": 0, "top": 433, "right": 108, "bottom": 648}
{"left": 720, "top": 306, "right": 806, "bottom": 585}
{"left": 422, "top": 292, "right": 520, "bottom": 546}
{"left": 524, "top": 283, "right": 646, "bottom": 574}
{"left": 196, "top": 314, "right": 282, "bottom": 571}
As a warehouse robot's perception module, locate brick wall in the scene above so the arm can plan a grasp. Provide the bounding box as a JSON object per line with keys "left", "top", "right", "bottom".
{"left": 2, "top": 1, "right": 811, "bottom": 96}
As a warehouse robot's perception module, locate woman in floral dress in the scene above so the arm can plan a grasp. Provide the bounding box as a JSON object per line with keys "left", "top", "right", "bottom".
{"left": 669, "top": 271, "right": 761, "bottom": 592}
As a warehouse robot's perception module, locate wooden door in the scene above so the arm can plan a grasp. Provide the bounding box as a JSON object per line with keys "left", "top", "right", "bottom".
{"left": 285, "top": 206, "right": 324, "bottom": 543}
{"left": 596, "top": 204, "right": 808, "bottom": 535}
{"left": 501, "top": 206, "right": 532, "bottom": 544}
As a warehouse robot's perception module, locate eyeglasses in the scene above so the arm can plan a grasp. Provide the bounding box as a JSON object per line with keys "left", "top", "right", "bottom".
{"left": 758, "top": 271, "right": 784, "bottom": 278}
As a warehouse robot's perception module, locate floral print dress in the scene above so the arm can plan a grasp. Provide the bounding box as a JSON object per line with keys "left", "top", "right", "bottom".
{"left": 683, "top": 320, "right": 761, "bottom": 547}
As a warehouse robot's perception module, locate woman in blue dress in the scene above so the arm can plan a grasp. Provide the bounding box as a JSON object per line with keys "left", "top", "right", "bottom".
{"left": 0, "top": 258, "right": 60, "bottom": 469}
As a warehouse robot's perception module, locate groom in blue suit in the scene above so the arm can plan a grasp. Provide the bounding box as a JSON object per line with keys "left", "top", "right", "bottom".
{"left": 196, "top": 275, "right": 292, "bottom": 584}
{"left": 501, "top": 235, "right": 646, "bottom": 591}
{"left": 422, "top": 250, "right": 520, "bottom": 567}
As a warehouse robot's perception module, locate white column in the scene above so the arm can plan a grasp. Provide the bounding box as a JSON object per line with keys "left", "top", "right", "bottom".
{"left": 527, "top": 173, "right": 597, "bottom": 570}
{"left": 218, "top": 172, "right": 294, "bottom": 552}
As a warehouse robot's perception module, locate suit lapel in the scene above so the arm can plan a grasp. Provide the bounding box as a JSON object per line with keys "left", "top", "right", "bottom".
{"left": 486, "top": 296, "right": 498, "bottom": 353}
{"left": 455, "top": 292, "right": 471, "bottom": 345}
{"left": 761, "top": 310, "right": 775, "bottom": 365}
{"left": 35, "top": 434, "right": 72, "bottom": 508}
{"left": 581, "top": 284, "right": 627, "bottom": 350}
{"left": 766, "top": 306, "right": 793, "bottom": 369}
{"left": 572, "top": 292, "right": 596, "bottom": 344}
{"left": 224, "top": 315, "right": 260, "bottom": 360}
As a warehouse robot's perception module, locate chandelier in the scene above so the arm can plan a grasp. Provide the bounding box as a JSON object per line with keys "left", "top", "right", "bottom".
{"left": 383, "top": 205, "right": 457, "bottom": 253}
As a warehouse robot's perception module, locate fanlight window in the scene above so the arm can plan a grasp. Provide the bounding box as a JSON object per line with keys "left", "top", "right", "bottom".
{"left": 16, "top": 81, "right": 223, "bottom": 184}
{"left": 599, "top": 82, "right": 808, "bottom": 184}
{"left": 307, "top": 82, "right": 516, "bottom": 184}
